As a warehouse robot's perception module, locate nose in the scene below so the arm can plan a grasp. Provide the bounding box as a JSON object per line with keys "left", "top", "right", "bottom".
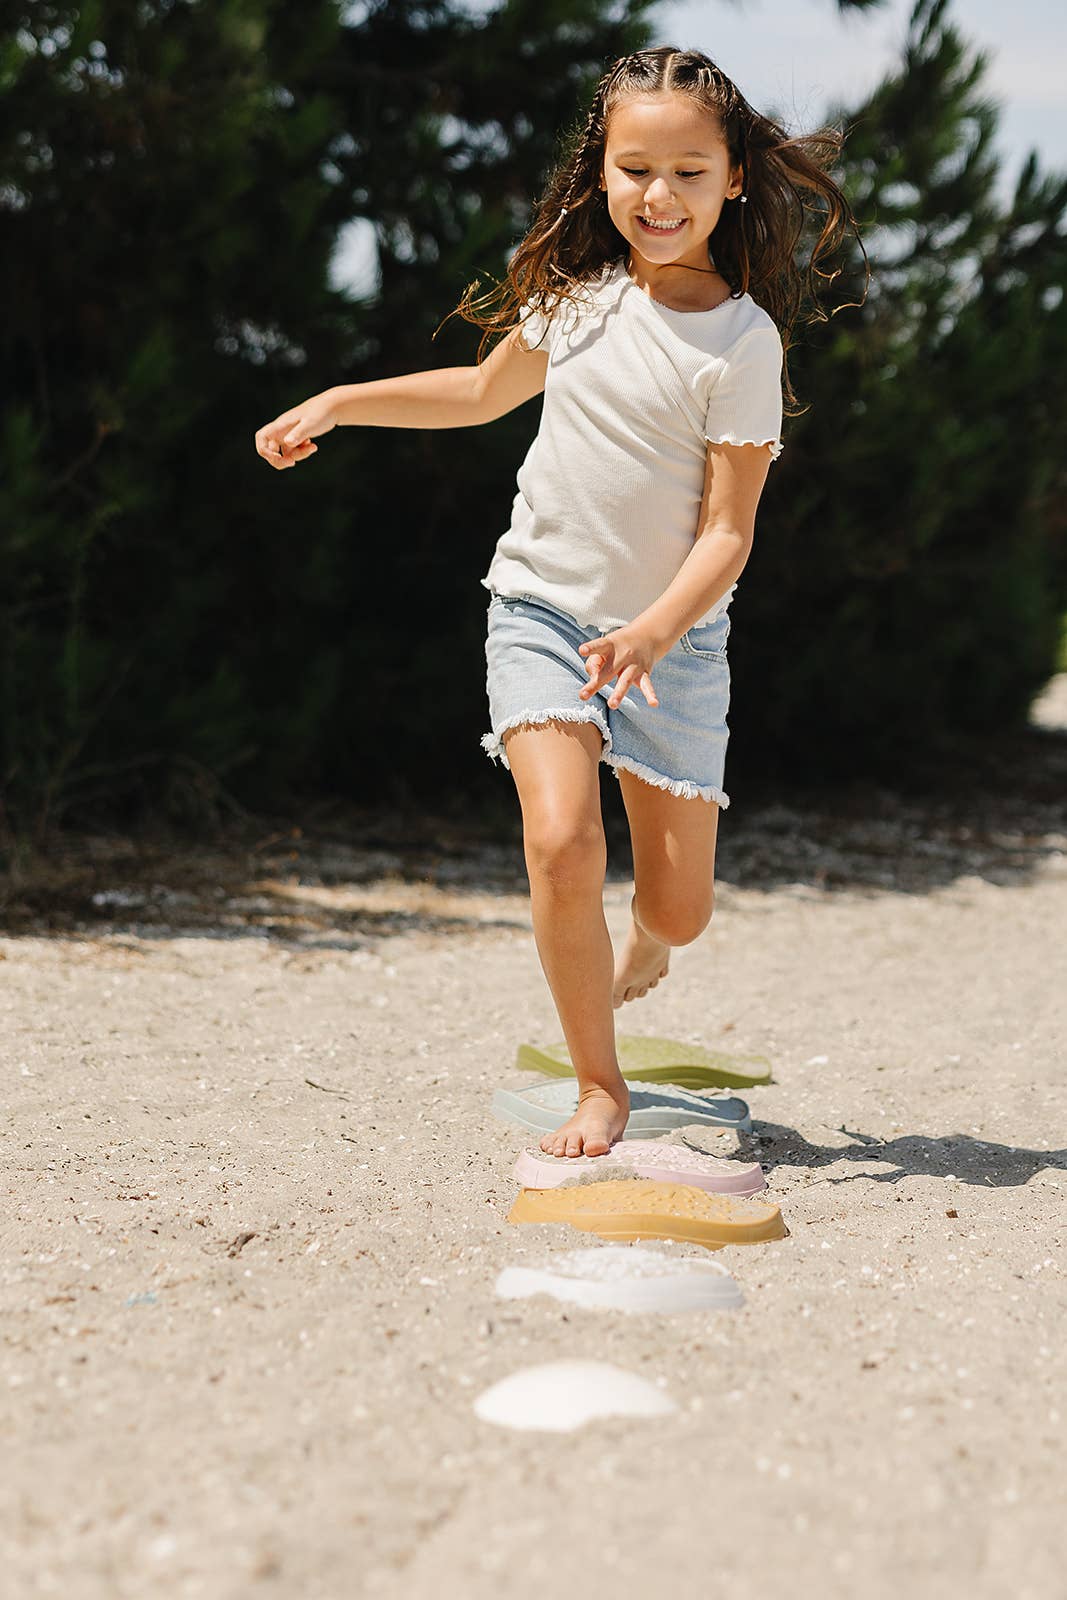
{"left": 643, "top": 175, "right": 674, "bottom": 205}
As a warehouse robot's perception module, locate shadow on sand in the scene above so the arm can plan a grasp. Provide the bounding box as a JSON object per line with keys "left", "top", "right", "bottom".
{"left": 1, "top": 701, "right": 1065, "bottom": 941}
{"left": 747, "top": 1120, "right": 1066, "bottom": 1190}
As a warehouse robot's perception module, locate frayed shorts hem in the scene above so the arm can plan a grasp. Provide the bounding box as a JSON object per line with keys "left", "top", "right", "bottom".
{"left": 603, "top": 751, "right": 729, "bottom": 807}
{"left": 480, "top": 709, "right": 730, "bottom": 807}
{"left": 480, "top": 706, "right": 610, "bottom": 768}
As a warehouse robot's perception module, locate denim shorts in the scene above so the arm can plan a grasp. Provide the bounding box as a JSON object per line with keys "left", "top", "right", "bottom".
{"left": 481, "top": 592, "right": 731, "bottom": 806}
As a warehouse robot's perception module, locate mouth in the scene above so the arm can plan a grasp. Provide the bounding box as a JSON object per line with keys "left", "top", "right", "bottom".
{"left": 636, "top": 216, "right": 687, "bottom": 235}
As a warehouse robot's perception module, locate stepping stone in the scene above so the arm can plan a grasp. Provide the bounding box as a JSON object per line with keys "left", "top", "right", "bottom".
{"left": 495, "top": 1245, "right": 743, "bottom": 1314}
{"left": 492, "top": 1079, "right": 751, "bottom": 1139}
{"left": 512, "top": 1141, "right": 765, "bottom": 1196}
{"left": 517, "top": 1035, "right": 773, "bottom": 1090}
{"left": 473, "top": 1360, "right": 676, "bottom": 1432}
{"left": 508, "top": 1179, "right": 787, "bottom": 1250}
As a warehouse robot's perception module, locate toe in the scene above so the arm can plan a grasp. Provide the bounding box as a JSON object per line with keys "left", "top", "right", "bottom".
{"left": 584, "top": 1132, "right": 610, "bottom": 1157}
{"left": 564, "top": 1131, "right": 583, "bottom": 1157}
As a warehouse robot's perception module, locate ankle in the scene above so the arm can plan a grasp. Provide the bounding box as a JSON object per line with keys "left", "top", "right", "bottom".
{"left": 577, "top": 1076, "right": 629, "bottom": 1105}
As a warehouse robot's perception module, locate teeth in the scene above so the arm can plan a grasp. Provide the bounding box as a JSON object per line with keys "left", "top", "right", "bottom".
{"left": 641, "top": 217, "right": 684, "bottom": 230}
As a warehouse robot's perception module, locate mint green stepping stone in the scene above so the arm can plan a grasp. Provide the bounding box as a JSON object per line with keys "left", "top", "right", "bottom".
{"left": 515, "top": 1036, "right": 773, "bottom": 1091}
{"left": 493, "top": 1079, "right": 751, "bottom": 1139}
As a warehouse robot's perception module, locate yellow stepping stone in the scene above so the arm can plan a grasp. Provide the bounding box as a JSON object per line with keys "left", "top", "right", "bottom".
{"left": 508, "top": 1179, "right": 787, "bottom": 1251}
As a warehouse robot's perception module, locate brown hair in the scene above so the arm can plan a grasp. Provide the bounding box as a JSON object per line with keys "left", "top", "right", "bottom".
{"left": 445, "top": 45, "right": 870, "bottom": 412}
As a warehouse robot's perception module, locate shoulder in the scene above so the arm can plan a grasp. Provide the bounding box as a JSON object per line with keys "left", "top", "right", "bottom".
{"left": 725, "top": 297, "right": 782, "bottom": 354}
{"left": 519, "top": 262, "right": 622, "bottom": 352}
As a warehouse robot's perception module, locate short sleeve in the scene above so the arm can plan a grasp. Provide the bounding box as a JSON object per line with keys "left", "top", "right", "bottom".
{"left": 704, "top": 323, "right": 784, "bottom": 462}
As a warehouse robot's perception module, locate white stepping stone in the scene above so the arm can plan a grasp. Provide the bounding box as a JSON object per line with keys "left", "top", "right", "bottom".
{"left": 473, "top": 1359, "right": 676, "bottom": 1432}
{"left": 495, "top": 1245, "right": 743, "bottom": 1314}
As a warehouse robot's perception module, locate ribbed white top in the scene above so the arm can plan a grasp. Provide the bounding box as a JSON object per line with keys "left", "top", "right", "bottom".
{"left": 482, "top": 259, "right": 784, "bottom": 633}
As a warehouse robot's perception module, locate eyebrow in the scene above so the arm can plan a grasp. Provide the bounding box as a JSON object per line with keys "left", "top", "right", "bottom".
{"left": 614, "top": 150, "right": 715, "bottom": 159}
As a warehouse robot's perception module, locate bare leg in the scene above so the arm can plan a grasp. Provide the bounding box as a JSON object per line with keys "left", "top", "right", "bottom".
{"left": 612, "top": 890, "right": 672, "bottom": 1007}
{"left": 501, "top": 718, "right": 628, "bottom": 1157}
{"left": 613, "top": 769, "right": 719, "bottom": 1003}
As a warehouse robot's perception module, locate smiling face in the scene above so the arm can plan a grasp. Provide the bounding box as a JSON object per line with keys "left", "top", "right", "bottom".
{"left": 599, "top": 92, "right": 743, "bottom": 273}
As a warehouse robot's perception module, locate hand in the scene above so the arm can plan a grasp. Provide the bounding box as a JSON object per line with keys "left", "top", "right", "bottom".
{"left": 578, "top": 626, "right": 660, "bottom": 709}
{"left": 254, "top": 391, "right": 338, "bottom": 470}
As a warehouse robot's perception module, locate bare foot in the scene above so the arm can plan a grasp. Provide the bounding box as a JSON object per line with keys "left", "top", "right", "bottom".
{"left": 613, "top": 897, "right": 670, "bottom": 1008}
{"left": 540, "top": 1082, "right": 630, "bottom": 1158}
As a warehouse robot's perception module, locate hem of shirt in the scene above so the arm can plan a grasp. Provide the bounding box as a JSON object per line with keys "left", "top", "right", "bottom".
{"left": 482, "top": 577, "right": 736, "bottom": 634}
{"left": 705, "top": 434, "right": 784, "bottom": 460}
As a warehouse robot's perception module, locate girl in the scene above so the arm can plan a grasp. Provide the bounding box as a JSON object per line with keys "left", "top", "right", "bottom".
{"left": 254, "top": 46, "right": 865, "bottom": 1160}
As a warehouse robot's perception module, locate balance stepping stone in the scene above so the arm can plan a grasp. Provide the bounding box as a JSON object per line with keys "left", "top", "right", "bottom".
{"left": 512, "top": 1141, "right": 765, "bottom": 1196}
{"left": 495, "top": 1245, "right": 744, "bottom": 1314}
{"left": 517, "top": 1035, "right": 773, "bottom": 1090}
{"left": 474, "top": 1360, "right": 676, "bottom": 1433}
{"left": 508, "top": 1179, "right": 786, "bottom": 1250}
{"left": 492, "top": 1079, "right": 751, "bottom": 1139}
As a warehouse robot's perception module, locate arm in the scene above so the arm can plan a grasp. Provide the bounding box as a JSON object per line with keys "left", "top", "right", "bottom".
{"left": 577, "top": 439, "right": 775, "bottom": 709}
{"left": 253, "top": 325, "right": 548, "bottom": 469}
{"left": 634, "top": 438, "right": 773, "bottom": 655}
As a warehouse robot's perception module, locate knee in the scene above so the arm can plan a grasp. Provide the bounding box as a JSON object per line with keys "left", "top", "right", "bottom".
{"left": 524, "top": 818, "right": 606, "bottom": 888}
{"left": 638, "top": 890, "right": 714, "bottom": 947}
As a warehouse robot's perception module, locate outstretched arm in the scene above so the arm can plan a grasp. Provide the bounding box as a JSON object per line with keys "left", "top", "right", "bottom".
{"left": 253, "top": 325, "right": 548, "bottom": 470}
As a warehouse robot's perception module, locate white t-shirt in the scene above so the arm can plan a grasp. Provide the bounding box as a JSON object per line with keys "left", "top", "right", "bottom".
{"left": 481, "top": 258, "right": 784, "bottom": 633}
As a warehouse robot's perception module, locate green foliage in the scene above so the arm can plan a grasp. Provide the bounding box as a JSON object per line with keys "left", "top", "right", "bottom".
{"left": 1, "top": 0, "right": 1064, "bottom": 836}
{"left": 1, "top": 0, "right": 661, "bottom": 831}
{"left": 728, "top": 0, "right": 1067, "bottom": 786}
{"left": 0, "top": 0, "right": 360, "bottom": 832}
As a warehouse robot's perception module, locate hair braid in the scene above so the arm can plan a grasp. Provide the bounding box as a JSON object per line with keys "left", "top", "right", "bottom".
{"left": 551, "top": 67, "right": 619, "bottom": 229}
{"left": 552, "top": 99, "right": 600, "bottom": 227}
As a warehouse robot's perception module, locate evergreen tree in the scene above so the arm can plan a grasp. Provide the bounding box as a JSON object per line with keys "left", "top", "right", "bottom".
{"left": 0, "top": 0, "right": 353, "bottom": 834}
{"left": 0, "top": 0, "right": 661, "bottom": 833}
{"left": 2, "top": 0, "right": 1063, "bottom": 835}
{"left": 732, "top": 0, "right": 1067, "bottom": 787}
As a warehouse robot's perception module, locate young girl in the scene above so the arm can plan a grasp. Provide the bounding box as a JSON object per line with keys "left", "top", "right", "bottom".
{"left": 254, "top": 46, "right": 864, "bottom": 1160}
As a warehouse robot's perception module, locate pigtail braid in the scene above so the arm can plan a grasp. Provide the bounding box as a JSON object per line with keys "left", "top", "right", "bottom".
{"left": 552, "top": 91, "right": 602, "bottom": 229}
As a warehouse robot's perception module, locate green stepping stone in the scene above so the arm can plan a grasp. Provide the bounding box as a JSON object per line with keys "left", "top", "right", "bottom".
{"left": 516, "top": 1035, "right": 773, "bottom": 1091}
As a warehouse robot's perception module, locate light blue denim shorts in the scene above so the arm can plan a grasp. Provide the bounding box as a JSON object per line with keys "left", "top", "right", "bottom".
{"left": 481, "top": 592, "right": 731, "bottom": 806}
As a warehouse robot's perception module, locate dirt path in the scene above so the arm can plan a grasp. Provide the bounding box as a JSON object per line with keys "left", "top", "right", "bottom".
{"left": 3, "top": 689, "right": 1066, "bottom": 1599}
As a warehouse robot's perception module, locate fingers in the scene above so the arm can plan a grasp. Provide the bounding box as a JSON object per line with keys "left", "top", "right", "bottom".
{"left": 578, "top": 649, "right": 605, "bottom": 699}
{"left": 254, "top": 427, "right": 318, "bottom": 470}
{"left": 606, "top": 668, "right": 636, "bottom": 709}
{"left": 607, "top": 668, "right": 658, "bottom": 709}
{"left": 581, "top": 660, "right": 659, "bottom": 709}
{"left": 577, "top": 637, "right": 658, "bottom": 709}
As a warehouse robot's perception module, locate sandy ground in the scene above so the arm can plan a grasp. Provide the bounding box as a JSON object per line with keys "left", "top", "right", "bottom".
{"left": 3, "top": 683, "right": 1066, "bottom": 1600}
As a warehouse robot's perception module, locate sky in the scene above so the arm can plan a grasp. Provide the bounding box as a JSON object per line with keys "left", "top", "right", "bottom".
{"left": 330, "top": 0, "right": 1066, "bottom": 296}
{"left": 655, "top": 0, "right": 1064, "bottom": 186}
